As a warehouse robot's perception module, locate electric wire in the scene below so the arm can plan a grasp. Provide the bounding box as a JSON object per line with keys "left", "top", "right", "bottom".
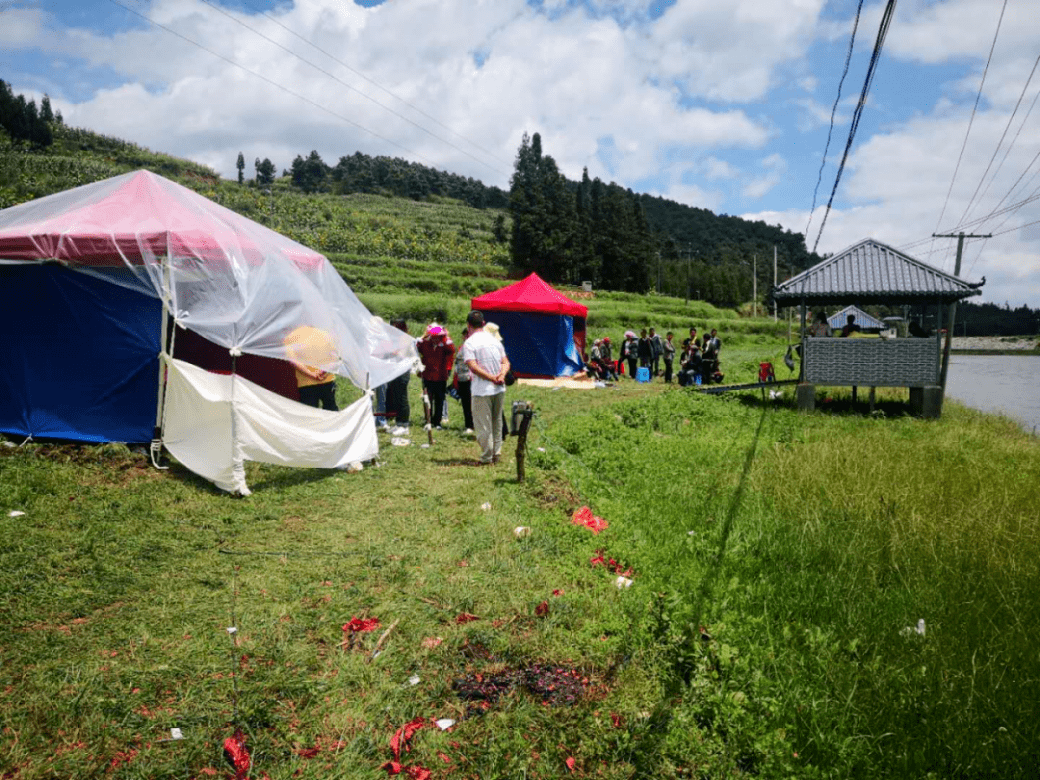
{"left": 811, "top": 0, "right": 897, "bottom": 254}
{"left": 953, "top": 51, "right": 1040, "bottom": 234}
{"left": 230, "top": 0, "right": 512, "bottom": 172}
{"left": 805, "top": 0, "right": 865, "bottom": 240}
{"left": 929, "top": 0, "right": 1010, "bottom": 270}
{"left": 195, "top": 0, "right": 509, "bottom": 177}
{"left": 105, "top": 0, "right": 438, "bottom": 168}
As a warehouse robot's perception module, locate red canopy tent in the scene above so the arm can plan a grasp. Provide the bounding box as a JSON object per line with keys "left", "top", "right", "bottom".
{"left": 471, "top": 273, "right": 587, "bottom": 377}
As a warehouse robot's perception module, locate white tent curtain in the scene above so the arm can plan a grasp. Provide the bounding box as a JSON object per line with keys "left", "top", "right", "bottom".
{"left": 162, "top": 357, "right": 378, "bottom": 495}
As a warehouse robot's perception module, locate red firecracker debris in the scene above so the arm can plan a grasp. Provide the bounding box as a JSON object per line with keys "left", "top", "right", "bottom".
{"left": 571, "top": 506, "right": 608, "bottom": 534}
{"left": 552, "top": 589, "right": 564, "bottom": 597}
{"left": 611, "top": 712, "right": 623, "bottom": 729}
{"left": 390, "top": 717, "right": 428, "bottom": 761}
{"left": 343, "top": 616, "right": 381, "bottom": 633}
{"left": 565, "top": 755, "right": 577, "bottom": 772}
{"left": 223, "top": 730, "right": 251, "bottom": 780}
{"left": 590, "top": 550, "right": 635, "bottom": 577}
{"left": 454, "top": 612, "right": 479, "bottom": 624}
{"left": 421, "top": 636, "right": 443, "bottom": 649}
{"left": 535, "top": 600, "right": 549, "bottom": 616}
{"left": 437, "top": 752, "right": 452, "bottom": 765}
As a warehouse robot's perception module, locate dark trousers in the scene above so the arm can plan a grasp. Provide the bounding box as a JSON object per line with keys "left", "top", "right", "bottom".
{"left": 424, "top": 379, "right": 447, "bottom": 427}
{"left": 299, "top": 380, "right": 338, "bottom": 411}
{"left": 627, "top": 358, "right": 637, "bottom": 378}
{"left": 651, "top": 356, "right": 660, "bottom": 376}
{"left": 457, "top": 380, "right": 474, "bottom": 430}
{"left": 664, "top": 358, "right": 673, "bottom": 383}
{"left": 386, "top": 372, "right": 410, "bottom": 426}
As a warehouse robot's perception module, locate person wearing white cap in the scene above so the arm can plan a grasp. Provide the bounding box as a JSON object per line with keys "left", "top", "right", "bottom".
{"left": 460, "top": 311, "right": 510, "bottom": 465}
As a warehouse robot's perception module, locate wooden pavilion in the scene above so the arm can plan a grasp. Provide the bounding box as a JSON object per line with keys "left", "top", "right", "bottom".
{"left": 771, "top": 238, "right": 984, "bottom": 417}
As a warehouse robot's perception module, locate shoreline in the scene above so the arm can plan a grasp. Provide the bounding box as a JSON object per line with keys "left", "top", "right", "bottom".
{"left": 949, "top": 336, "right": 1038, "bottom": 352}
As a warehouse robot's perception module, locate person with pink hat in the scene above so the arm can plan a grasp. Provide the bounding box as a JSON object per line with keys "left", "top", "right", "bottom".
{"left": 417, "top": 322, "right": 455, "bottom": 430}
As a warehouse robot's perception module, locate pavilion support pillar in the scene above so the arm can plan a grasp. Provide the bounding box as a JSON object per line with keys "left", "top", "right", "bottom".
{"left": 797, "top": 383, "right": 816, "bottom": 412}
{"left": 910, "top": 386, "right": 942, "bottom": 418}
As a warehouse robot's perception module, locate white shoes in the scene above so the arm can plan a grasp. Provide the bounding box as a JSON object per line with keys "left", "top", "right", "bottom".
{"left": 389, "top": 425, "right": 410, "bottom": 436}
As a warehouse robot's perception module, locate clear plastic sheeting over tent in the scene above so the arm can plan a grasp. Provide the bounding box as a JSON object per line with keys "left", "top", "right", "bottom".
{"left": 0, "top": 170, "right": 416, "bottom": 494}
{"left": 0, "top": 170, "right": 415, "bottom": 389}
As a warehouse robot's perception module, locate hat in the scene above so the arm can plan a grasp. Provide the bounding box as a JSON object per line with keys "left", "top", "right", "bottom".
{"left": 426, "top": 322, "right": 445, "bottom": 336}
{"left": 603, "top": 337, "right": 610, "bottom": 343}
{"left": 485, "top": 322, "right": 503, "bottom": 342}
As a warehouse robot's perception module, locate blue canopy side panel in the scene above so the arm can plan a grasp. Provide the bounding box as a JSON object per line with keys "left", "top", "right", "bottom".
{"left": 0, "top": 265, "right": 161, "bottom": 443}
{"left": 478, "top": 311, "right": 584, "bottom": 378}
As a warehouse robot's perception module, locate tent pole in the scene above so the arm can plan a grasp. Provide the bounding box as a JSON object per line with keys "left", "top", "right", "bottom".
{"left": 151, "top": 252, "right": 173, "bottom": 470}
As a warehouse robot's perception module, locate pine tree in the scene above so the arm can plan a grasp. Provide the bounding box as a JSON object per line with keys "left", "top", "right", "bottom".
{"left": 39, "top": 94, "right": 54, "bottom": 123}
{"left": 236, "top": 152, "right": 245, "bottom": 185}
{"left": 256, "top": 158, "right": 276, "bottom": 186}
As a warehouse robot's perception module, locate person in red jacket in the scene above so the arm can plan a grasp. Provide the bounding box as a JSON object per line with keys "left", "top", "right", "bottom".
{"left": 416, "top": 323, "right": 455, "bottom": 429}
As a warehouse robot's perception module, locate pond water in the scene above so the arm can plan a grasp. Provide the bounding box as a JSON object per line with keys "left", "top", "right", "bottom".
{"left": 945, "top": 355, "right": 1040, "bottom": 434}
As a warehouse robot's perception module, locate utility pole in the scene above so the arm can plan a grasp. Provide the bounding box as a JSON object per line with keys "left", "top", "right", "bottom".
{"left": 752, "top": 255, "right": 757, "bottom": 318}
{"left": 773, "top": 245, "right": 778, "bottom": 322}
{"left": 685, "top": 244, "right": 691, "bottom": 306}
{"left": 657, "top": 251, "right": 662, "bottom": 294}
{"left": 933, "top": 231, "right": 990, "bottom": 391}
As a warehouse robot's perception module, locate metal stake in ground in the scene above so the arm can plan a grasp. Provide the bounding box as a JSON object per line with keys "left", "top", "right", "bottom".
{"left": 515, "top": 406, "right": 534, "bottom": 482}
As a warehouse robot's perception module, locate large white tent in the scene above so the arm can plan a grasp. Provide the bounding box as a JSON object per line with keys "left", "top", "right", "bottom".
{"left": 0, "top": 170, "right": 416, "bottom": 494}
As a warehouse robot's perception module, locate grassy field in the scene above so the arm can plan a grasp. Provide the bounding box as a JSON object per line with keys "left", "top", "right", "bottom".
{"left": 2, "top": 357, "right": 1038, "bottom": 779}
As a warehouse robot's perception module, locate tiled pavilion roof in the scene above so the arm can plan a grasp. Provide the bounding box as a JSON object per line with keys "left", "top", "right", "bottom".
{"left": 773, "top": 238, "right": 985, "bottom": 305}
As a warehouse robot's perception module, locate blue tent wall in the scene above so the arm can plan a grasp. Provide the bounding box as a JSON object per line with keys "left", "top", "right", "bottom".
{"left": 0, "top": 265, "right": 161, "bottom": 443}
{"left": 479, "top": 310, "right": 583, "bottom": 378}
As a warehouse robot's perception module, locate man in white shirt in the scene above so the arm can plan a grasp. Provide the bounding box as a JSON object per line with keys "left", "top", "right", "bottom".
{"left": 460, "top": 310, "right": 510, "bottom": 465}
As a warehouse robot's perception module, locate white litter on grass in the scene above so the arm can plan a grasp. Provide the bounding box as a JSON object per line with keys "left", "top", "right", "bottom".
{"left": 900, "top": 619, "right": 926, "bottom": 637}
{"left": 536, "top": 447, "right": 546, "bottom": 452}
{"left": 687, "top": 530, "right": 696, "bottom": 536}
{"left": 481, "top": 502, "right": 492, "bottom": 511}
{"left": 170, "top": 728, "right": 184, "bottom": 740}
{"left": 1, "top": 441, "right": 15, "bottom": 448}
{"left": 8, "top": 510, "right": 25, "bottom": 518}
{"left": 419, "top": 443, "right": 430, "bottom": 449}
{"left": 408, "top": 674, "right": 421, "bottom": 686}
{"left": 769, "top": 390, "right": 783, "bottom": 400}
{"left": 513, "top": 526, "right": 532, "bottom": 538}
{"left": 346, "top": 461, "right": 363, "bottom": 473}
{"left": 615, "top": 576, "right": 633, "bottom": 589}
{"left": 435, "top": 719, "right": 455, "bottom": 731}
{"left": 226, "top": 626, "right": 237, "bottom": 635}
{"left": 391, "top": 438, "right": 411, "bottom": 447}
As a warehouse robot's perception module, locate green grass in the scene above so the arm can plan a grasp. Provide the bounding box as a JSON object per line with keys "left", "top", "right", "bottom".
{"left": 3, "top": 366, "right": 1039, "bottom": 779}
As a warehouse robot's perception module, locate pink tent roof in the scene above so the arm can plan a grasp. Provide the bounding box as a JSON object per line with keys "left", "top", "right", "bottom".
{"left": 471, "top": 273, "right": 588, "bottom": 318}
{"left": 0, "top": 169, "right": 324, "bottom": 268}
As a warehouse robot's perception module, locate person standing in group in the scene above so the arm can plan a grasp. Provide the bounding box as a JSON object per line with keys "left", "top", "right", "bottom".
{"left": 461, "top": 311, "right": 510, "bottom": 465}
{"left": 622, "top": 332, "right": 639, "bottom": 378}
{"left": 453, "top": 325, "right": 475, "bottom": 435}
{"left": 600, "top": 336, "right": 613, "bottom": 375}
{"left": 638, "top": 329, "right": 652, "bottom": 374}
{"left": 385, "top": 317, "right": 411, "bottom": 435}
{"left": 649, "top": 327, "right": 663, "bottom": 377}
{"left": 662, "top": 331, "right": 676, "bottom": 383}
{"left": 284, "top": 324, "right": 339, "bottom": 411}
{"left": 416, "top": 323, "right": 455, "bottom": 429}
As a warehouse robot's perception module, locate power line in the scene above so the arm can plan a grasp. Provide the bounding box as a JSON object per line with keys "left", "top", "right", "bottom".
{"left": 195, "top": 0, "right": 509, "bottom": 177}
{"left": 811, "top": 0, "right": 897, "bottom": 254}
{"left": 929, "top": 0, "right": 1009, "bottom": 270}
{"left": 805, "top": 0, "right": 865, "bottom": 240}
{"left": 953, "top": 51, "right": 1040, "bottom": 233}
{"left": 231, "top": 0, "right": 512, "bottom": 171}
{"left": 106, "top": 0, "right": 438, "bottom": 169}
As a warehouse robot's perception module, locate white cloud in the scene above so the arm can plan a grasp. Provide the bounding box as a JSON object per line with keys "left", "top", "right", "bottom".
{"left": 0, "top": 5, "right": 43, "bottom": 47}
{"left": 742, "top": 153, "right": 787, "bottom": 200}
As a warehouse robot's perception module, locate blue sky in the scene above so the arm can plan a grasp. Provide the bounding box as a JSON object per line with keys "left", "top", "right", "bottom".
{"left": 2, "top": 0, "right": 1039, "bottom": 307}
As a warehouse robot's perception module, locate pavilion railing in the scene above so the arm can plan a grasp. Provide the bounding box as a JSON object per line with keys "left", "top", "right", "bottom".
{"left": 804, "top": 337, "right": 941, "bottom": 387}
